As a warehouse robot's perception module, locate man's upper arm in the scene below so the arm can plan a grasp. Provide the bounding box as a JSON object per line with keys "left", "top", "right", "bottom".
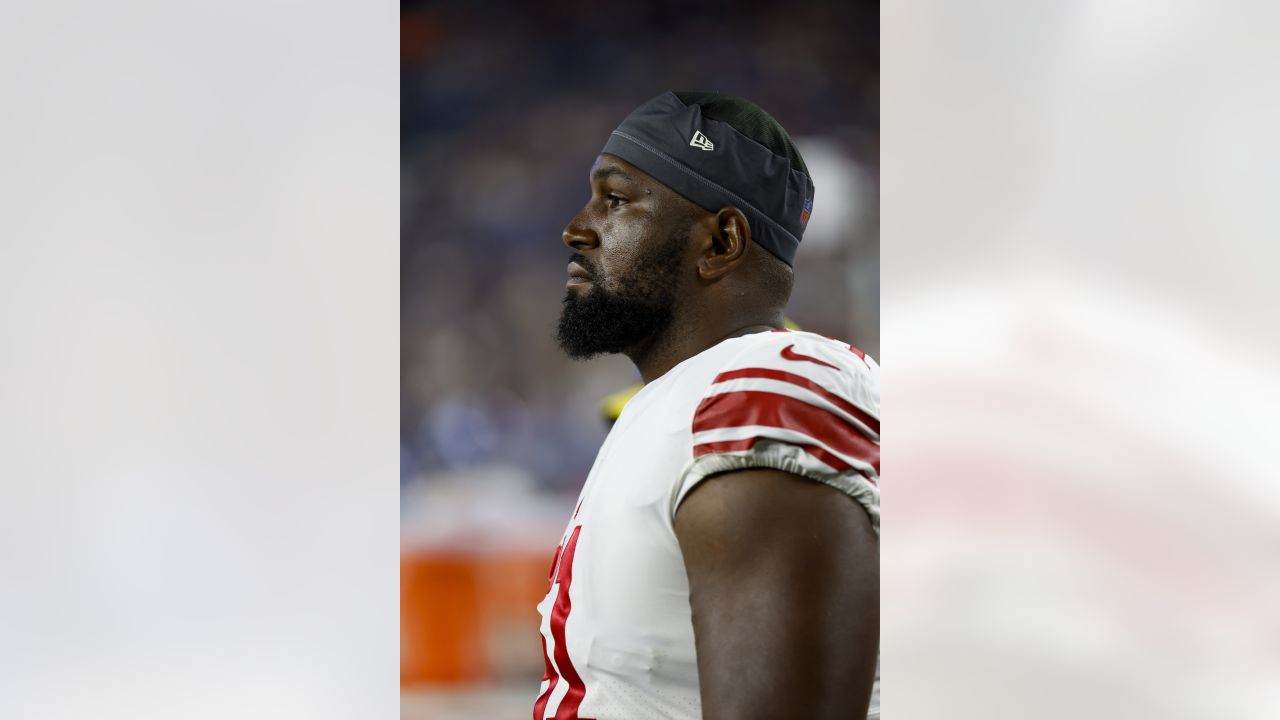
{"left": 674, "top": 467, "right": 879, "bottom": 720}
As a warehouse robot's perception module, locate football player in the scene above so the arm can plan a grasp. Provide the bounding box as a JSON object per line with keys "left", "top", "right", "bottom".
{"left": 536, "top": 91, "right": 880, "bottom": 720}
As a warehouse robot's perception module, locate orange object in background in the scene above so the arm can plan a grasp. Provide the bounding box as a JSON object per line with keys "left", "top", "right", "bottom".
{"left": 401, "top": 544, "right": 553, "bottom": 687}
{"left": 401, "top": 551, "right": 487, "bottom": 684}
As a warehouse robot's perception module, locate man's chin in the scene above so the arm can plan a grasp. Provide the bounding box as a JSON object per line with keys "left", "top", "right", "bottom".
{"left": 555, "top": 288, "right": 672, "bottom": 360}
{"left": 555, "top": 315, "right": 614, "bottom": 360}
{"left": 555, "top": 335, "right": 611, "bottom": 360}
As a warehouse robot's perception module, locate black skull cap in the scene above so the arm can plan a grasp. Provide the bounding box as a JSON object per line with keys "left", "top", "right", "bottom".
{"left": 600, "top": 91, "right": 815, "bottom": 267}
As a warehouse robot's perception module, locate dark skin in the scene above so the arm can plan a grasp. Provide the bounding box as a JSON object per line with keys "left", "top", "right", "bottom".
{"left": 563, "top": 154, "right": 879, "bottom": 718}
{"left": 562, "top": 155, "right": 783, "bottom": 383}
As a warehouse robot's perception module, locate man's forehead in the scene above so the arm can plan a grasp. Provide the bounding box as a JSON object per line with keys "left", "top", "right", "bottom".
{"left": 590, "top": 153, "right": 714, "bottom": 217}
{"left": 591, "top": 154, "right": 671, "bottom": 199}
{"left": 594, "top": 153, "right": 658, "bottom": 181}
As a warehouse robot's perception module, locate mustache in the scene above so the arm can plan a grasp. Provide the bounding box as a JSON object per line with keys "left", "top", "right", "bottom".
{"left": 568, "top": 252, "right": 597, "bottom": 278}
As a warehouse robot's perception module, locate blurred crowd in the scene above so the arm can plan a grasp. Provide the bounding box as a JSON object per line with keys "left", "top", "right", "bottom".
{"left": 401, "top": 0, "right": 880, "bottom": 496}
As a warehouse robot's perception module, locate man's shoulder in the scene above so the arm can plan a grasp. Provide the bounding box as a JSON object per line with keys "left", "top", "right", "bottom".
{"left": 647, "top": 329, "right": 879, "bottom": 423}
{"left": 702, "top": 329, "right": 878, "bottom": 393}
{"left": 674, "top": 327, "right": 882, "bottom": 533}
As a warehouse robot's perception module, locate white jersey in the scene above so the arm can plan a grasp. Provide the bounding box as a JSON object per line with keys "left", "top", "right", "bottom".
{"left": 534, "top": 329, "right": 881, "bottom": 720}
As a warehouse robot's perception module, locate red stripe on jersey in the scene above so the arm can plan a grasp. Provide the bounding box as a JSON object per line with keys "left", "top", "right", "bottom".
{"left": 711, "top": 367, "right": 880, "bottom": 435}
{"left": 533, "top": 632, "right": 559, "bottom": 719}
{"left": 545, "top": 545, "right": 562, "bottom": 582}
{"left": 549, "top": 526, "right": 587, "bottom": 719}
{"left": 692, "top": 437, "right": 878, "bottom": 485}
{"left": 693, "top": 390, "right": 880, "bottom": 472}
{"left": 533, "top": 544, "right": 565, "bottom": 718}
{"left": 534, "top": 528, "right": 589, "bottom": 720}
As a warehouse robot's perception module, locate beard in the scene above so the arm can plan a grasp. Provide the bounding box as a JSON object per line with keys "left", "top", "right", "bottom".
{"left": 555, "top": 223, "right": 688, "bottom": 360}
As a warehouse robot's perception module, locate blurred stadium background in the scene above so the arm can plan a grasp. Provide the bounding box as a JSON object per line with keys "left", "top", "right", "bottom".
{"left": 400, "top": 0, "right": 878, "bottom": 714}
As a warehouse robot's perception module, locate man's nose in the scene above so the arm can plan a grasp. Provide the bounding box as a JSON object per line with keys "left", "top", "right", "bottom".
{"left": 562, "top": 215, "right": 599, "bottom": 251}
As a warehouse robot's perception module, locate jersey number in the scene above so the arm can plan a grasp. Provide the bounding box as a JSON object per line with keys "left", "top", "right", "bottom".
{"left": 533, "top": 525, "right": 589, "bottom": 720}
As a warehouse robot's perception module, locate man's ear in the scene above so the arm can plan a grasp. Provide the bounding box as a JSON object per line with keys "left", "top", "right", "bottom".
{"left": 698, "top": 207, "right": 751, "bottom": 281}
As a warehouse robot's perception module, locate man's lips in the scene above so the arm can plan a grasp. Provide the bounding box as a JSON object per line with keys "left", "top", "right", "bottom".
{"left": 567, "top": 261, "right": 593, "bottom": 286}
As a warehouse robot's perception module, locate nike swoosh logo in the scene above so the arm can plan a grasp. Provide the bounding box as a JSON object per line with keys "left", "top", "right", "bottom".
{"left": 780, "top": 344, "right": 839, "bottom": 370}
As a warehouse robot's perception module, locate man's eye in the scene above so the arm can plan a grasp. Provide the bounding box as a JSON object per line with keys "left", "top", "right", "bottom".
{"left": 606, "top": 193, "right": 627, "bottom": 208}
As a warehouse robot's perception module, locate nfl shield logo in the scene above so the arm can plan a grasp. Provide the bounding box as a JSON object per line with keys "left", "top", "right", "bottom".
{"left": 800, "top": 196, "right": 812, "bottom": 226}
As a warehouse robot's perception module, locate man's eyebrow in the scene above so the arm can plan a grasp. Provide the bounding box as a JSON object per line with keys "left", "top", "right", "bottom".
{"left": 591, "top": 166, "right": 634, "bottom": 183}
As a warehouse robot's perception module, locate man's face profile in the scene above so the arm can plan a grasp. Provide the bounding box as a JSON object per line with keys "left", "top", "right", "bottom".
{"left": 555, "top": 156, "right": 693, "bottom": 359}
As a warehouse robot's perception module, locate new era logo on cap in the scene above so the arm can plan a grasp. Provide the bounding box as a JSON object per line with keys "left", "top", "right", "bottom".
{"left": 800, "top": 196, "right": 812, "bottom": 226}
{"left": 689, "top": 130, "right": 714, "bottom": 151}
